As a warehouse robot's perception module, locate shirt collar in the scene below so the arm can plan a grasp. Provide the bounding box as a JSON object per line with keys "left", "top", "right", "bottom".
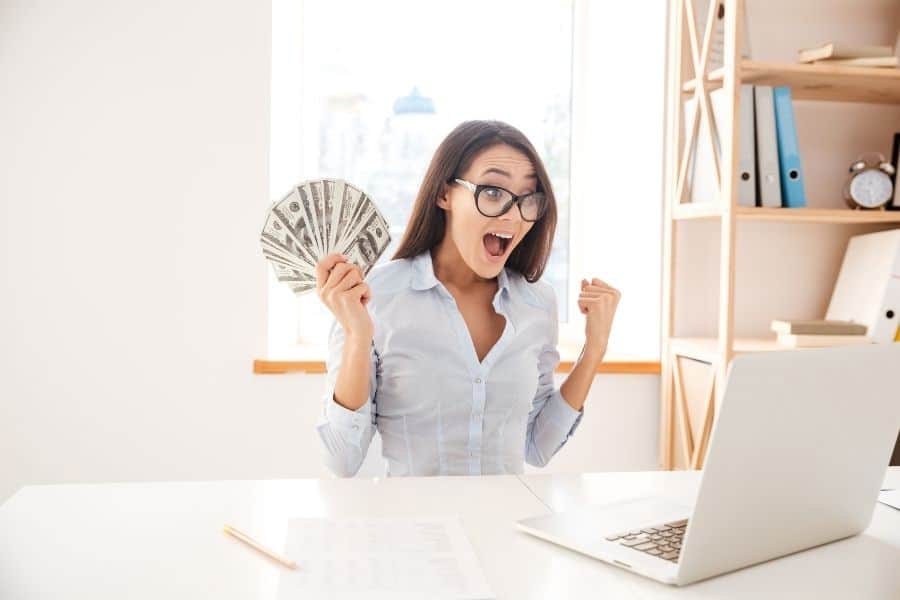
{"left": 410, "top": 249, "right": 511, "bottom": 294}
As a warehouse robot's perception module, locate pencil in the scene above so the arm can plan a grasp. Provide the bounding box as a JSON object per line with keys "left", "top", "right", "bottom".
{"left": 223, "top": 524, "right": 298, "bottom": 570}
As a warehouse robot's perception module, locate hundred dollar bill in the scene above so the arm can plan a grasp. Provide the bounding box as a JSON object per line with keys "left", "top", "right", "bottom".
{"left": 260, "top": 201, "right": 317, "bottom": 268}
{"left": 334, "top": 183, "right": 366, "bottom": 253}
{"left": 310, "top": 180, "right": 331, "bottom": 257}
{"left": 297, "top": 183, "right": 325, "bottom": 258}
{"left": 325, "top": 179, "right": 347, "bottom": 249}
{"left": 270, "top": 188, "right": 320, "bottom": 258}
{"left": 270, "top": 261, "right": 316, "bottom": 285}
{"left": 261, "top": 245, "right": 315, "bottom": 275}
{"left": 338, "top": 201, "right": 390, "bottom": 258}
{"left": 342, "top": 215, "right": 390, "bottom": 275}
{"left": 287, "top": 280, "right": 317, "bottom": 295}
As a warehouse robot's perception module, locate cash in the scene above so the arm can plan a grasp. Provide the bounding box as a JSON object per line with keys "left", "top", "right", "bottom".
{"left": 260, "top": 179, "right": 391, "bottom": 296}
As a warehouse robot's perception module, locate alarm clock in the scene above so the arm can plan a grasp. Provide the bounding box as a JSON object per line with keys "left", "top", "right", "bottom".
{"left": 843, "top": 152, "right": 895, "bottom": 210}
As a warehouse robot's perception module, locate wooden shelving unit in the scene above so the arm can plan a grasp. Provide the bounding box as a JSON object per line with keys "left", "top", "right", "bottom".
{"left": 660, "top": 0, "right": 900, "bottom": 470}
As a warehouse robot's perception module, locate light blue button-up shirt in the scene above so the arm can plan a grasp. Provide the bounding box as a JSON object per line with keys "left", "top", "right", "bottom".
{"left": 316, "top": 250, "right": 584, "bottom": 477}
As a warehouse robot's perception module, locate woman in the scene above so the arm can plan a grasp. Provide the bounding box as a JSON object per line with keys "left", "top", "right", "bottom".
{"left": 314, "top": 120, "right": 620, "bottom": 477}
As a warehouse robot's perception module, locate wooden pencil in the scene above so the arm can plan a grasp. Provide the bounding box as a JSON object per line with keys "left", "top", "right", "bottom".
{"left": 223, "top": 524, "right": 298, "bottom": 570}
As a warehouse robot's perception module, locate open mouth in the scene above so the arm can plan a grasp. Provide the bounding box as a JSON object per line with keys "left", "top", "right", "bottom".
{"left": 483, "top": 232, "right": 512, "bottom": 259}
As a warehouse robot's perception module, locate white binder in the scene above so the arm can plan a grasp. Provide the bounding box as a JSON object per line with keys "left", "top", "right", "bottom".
{"left": 683, "top": 86, "right": 756, "bottom": 206}
{"left": 753, "top": 85, "right": 782, "bottom": 208}
{"left": 709, "top": 85, "right": 757, "bottom": 207}
{"left": 683, "top": 95, "right": 719, "bottom": 204}
{"left": 826, "top": 229, "right": 900, "bottom": 344}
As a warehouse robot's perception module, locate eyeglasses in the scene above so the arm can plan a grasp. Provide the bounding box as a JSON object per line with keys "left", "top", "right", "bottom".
{"left": 452, "top": 178, "right": 548, "bottom": 222}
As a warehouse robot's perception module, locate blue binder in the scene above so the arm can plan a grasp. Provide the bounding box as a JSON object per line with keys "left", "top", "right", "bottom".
{"left": 773, "top": 86, "right": 806, "bottom": 208}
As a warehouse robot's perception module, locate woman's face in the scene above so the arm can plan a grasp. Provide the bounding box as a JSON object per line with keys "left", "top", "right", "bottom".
{"left": 438, "top": 144, "right": 537, "bottom": 279}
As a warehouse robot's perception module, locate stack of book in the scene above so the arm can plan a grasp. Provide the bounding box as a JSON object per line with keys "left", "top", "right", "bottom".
{"left": 771, "top": 319, "right": 870, "bottom": 348}
{"left": 798, "top": 40, "right": 899, "bottom": 68}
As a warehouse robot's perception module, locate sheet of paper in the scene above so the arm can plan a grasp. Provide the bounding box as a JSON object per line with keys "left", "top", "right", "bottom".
{"left": 879, "top": 489, "right": 900, "bottom": 510}
{"left": 276, "top": 516, "right": 494, "bottom": 600}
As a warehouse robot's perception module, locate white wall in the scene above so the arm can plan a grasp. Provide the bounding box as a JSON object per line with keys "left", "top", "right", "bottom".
{"left": 0, "top": 0, "right": 286, "bottom": 503}
{"left": 5, "top": 0, "right": 897, "bottom": 507}
{"left": 0, "top": 0, "right": 661, "bottom": 505}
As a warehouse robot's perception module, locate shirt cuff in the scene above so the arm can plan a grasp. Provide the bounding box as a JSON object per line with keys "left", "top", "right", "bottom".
{"left": 324, "top": 390, "right": 372, "bottom": 445}
{"left": 544, "top": 388, "right": 584, "bottom": 436}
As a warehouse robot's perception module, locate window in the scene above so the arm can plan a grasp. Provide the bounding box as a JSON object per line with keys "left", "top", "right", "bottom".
{"left": 268, "top": 0, "right": 665, "bottom": 362}
{"left": 268, "top": 0, "right": 574, "bottom": 358}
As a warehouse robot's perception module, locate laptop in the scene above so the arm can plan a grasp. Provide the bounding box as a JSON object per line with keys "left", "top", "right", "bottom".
{"left": 517, "top": 343, "right": 900, "bottom": 585}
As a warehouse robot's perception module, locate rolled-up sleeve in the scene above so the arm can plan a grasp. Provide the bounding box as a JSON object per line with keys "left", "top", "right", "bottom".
{"left": 525, "top": 291, "right": 584, "bottom": 468}
{"left": 315, "top": 318, "right": 378, "bottom": 477}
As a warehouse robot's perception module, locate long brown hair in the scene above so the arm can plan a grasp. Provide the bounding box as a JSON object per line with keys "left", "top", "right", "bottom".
{"left": 391, "top": 120, "right": 557, "bottom": 283}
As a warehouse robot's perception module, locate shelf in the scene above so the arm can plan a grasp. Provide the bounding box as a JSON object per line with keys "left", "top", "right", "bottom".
{"left": 683, "top": 60, "right": 900, "bottom": 104}
{"left": 670, "top": 336, "right": 804, "bottom": 363}
{"left": 672, "top": 204, "right": 900, "bottom": 224}
{"left": 668, "top": 336, "right": 877, "bottom": 363}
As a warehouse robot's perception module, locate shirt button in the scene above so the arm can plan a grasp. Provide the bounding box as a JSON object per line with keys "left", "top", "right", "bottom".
{"left": 475, "top": 378, "right": 482, "bottom": 384}
{"left": 352, "top": 425, "right": 359, "bottom": 430}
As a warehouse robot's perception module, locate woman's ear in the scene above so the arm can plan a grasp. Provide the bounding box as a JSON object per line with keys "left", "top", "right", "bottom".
{"left": 436, "top": 183, "right": 451, "bottom": 211}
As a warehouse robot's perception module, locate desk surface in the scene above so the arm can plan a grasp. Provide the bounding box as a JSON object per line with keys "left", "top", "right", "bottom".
{"left": 1, "top": 469, "right": 898, "bottom": 599}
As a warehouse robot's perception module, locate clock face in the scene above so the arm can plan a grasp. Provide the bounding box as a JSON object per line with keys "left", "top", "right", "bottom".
{"left": 849, "top": 170, "right": 893, "bottom": 208}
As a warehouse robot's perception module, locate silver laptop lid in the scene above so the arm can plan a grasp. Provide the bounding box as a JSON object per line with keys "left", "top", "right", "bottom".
{"left": 677, "top": 343, "right": 900, "bottom": 585}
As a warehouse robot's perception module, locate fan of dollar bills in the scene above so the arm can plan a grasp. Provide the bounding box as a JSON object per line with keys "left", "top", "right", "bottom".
{"left": 260, "top": 179, "right": 392, "bottom": 295}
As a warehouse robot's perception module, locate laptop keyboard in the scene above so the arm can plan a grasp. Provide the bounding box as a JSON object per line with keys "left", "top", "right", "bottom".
{"left": 605, "top": 519, "right": 688, "bottom": 562}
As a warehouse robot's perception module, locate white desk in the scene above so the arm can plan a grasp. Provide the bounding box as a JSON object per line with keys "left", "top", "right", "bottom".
{"left": 1, "top": 469, "right": 898, "bottom": 599}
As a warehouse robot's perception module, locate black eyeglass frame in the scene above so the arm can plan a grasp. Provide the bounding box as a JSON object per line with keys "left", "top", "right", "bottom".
{"left": 452, "top": 178, "right": 548, "bottom": 222}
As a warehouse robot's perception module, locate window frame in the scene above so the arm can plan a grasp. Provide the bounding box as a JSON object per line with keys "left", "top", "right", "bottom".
{"left": 265, "top": 0, "right": 664, "bottom": 364}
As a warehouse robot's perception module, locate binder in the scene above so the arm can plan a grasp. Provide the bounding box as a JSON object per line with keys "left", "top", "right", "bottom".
{"left": 709, "top": 85, "right": 757, "bottom": 207}
{"left": 683, "top": 86, "right": 756, "bottom": 206}
{"left": 893, "top": 174, "right": 900, "bottom": 211}
{"left": 884, "top": 277, "right": 900, "bottom": 343}
{"left": 891, "top": 132, "right": 900, "bottom": 211}
{"left": 773, "top": 86, "right": 807, "bottom": 208}
{"left": 682, "top": 96, "right": 719, "bottom": 204}
{"left": 826, "top": 229, "right": 900, "bottom": 344}
{"left": 753, "top": 86, "right": 782, "bottom": 208}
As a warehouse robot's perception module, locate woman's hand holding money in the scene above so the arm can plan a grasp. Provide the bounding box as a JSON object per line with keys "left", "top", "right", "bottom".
{"left": 315, "top": 253, "right": 373, "bottom": 343}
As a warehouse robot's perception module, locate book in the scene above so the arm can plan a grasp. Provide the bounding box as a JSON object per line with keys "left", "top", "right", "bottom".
{"left": 798, "top": 42, "right": 893, "bottom": 63}
{"left": 770, "top": 319, "right": 868, "bottom": 336}
{"left": 812, "top": 56, "right": 898, "bottom": 68}
{"left": 776, "top": 333, "right": 873, "bottom": 348}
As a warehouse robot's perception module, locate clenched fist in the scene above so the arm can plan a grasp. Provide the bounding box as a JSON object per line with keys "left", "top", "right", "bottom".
{"left": 578, "top": 277, "right": 621, "bottom": 361}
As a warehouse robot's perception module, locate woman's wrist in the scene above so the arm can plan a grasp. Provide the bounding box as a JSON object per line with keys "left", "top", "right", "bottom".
{"left": 579, "top": 344, "right": 606, "bottom": 368}
{"left": 344, "top": 331, "right": 373, "bottom": 352}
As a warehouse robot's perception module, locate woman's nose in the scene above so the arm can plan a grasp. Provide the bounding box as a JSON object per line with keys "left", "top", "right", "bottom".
{"left": 499, "top": 203, "right": 522, "bottom": 223}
